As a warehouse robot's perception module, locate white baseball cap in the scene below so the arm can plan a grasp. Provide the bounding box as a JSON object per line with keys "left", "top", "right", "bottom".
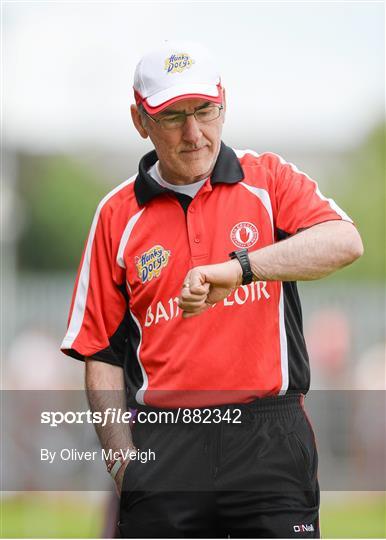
{"left": 133, "top": 41, "right": 222, "bottom": 114}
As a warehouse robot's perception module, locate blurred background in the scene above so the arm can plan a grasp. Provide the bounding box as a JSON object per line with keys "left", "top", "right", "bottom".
{"left": 1, "top": 0, "right": 385, "bottom": 537}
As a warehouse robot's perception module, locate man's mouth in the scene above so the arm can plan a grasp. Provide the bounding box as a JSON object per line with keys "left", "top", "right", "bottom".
{"left": 180, "top": 146, "right": 207, "bottom": 154}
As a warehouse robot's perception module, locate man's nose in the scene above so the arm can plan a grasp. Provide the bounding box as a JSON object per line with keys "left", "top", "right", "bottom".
{"left": 181, "top": 114, "right": 202, "bottom": 145}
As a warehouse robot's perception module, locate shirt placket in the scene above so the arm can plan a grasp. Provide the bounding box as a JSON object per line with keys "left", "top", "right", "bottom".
{"left": 186, "top": 185, "right": 211, "bottom": 263}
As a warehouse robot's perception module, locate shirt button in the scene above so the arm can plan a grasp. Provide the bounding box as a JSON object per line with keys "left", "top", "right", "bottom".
{"left": 189, "top": 206, "right": 195, "bottom": 213}
{"left": 194, "top": 237, "right": 200, "bottom": 243}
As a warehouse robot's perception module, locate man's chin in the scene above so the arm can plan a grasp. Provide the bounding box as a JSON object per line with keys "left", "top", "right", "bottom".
{"left": 184, "top": 167, "right": 211, "bottom": 183}
{"left": 179, "top": 159, "right": 214, "bottom": 180}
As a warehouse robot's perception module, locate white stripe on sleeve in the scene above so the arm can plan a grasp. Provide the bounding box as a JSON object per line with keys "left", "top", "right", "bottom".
{"left": 61, "top": 175, "right": 136, "bottom": 350}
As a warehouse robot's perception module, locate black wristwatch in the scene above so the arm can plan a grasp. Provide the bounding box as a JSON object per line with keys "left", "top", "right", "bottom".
{"left": 229, "top": 248, "right": 254, "bottom": 285}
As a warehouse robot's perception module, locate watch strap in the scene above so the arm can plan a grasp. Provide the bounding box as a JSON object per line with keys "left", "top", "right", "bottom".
{"left": 229, "top": 248, "right": 253, "bottom": 285}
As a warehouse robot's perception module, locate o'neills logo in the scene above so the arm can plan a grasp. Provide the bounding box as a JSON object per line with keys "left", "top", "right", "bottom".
{"left": 135, "top": 245, "right": 171, "bottom": 284}
{"left": 293, "top": 524, "right": 315, "bottom": 533}
{"left": 231, "top": 222, "right": 258, "bottom": 248}
{"left": 164, "top": 53, "right": 195, "bottom": 74}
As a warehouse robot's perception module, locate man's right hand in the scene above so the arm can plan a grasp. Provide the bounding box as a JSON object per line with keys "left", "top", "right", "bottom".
{"left": 115, "top": 459, "right": 131, "bottom": 495}
{"left": 85, "top": 361, "right": 137, "bottom": 497}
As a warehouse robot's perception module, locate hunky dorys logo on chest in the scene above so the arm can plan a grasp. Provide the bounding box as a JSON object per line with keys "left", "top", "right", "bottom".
{"left": 135, "top": 245, "right": 171, "bottom": 283}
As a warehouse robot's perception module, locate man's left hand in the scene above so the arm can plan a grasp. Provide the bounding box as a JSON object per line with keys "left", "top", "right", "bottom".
{"left": 178, "top": 260, "right": 243, "bottom": 318}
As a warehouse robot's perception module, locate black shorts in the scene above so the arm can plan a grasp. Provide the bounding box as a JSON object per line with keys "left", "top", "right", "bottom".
{"left": 119, "top": 394, "right": 320, "bottom": 538}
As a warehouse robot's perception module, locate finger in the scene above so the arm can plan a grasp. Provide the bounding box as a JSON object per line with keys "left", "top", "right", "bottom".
{"left": 189, "top": 282, "right": 210, "bottom": 296}
{"left": 179, "top": 293, "right": 206, "bottom": 307}
{"left": 178, "top": 299, "right": 205, "bottom": 311}
{"left": 180, "top": 281, "right": 208, "bottom": 297}
{"left": 180, "top": 286, "right": 206, "bottom": 300}
{"left": 179, "top": 290, "right": 207, "bottom": 306}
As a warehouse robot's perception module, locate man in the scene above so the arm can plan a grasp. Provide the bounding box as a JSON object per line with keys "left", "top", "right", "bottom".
{"left": 61, "top": 41, "right": 363, "bottom": 538}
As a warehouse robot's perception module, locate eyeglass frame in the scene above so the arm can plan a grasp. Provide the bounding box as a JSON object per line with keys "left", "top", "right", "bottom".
{"left": 142, "top": 103, "right": 224, "bottom": 130}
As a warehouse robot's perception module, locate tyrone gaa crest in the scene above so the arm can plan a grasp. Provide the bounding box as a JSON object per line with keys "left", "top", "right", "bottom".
{"left": 230, "top": 222, "right": 259, "bottom": 249}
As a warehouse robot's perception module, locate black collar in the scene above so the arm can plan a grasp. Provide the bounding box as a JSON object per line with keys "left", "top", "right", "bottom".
{"left": 134, "top": 141, "right": 244, "bottom": 206}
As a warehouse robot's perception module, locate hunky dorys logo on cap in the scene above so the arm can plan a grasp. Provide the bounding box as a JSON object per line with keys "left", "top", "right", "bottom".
{"left": 133, "top": 41, "right": 222, "bottom": 114}
{"left": 164, "top": 52, "right": 195, "bottom": 74}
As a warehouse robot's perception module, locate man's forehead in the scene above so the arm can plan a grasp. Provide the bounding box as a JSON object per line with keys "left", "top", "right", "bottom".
{"left": 159, "top": 99, "right": 214, "bottom": 115}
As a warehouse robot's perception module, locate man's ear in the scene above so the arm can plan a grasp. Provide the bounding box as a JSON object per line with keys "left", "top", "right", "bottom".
{"left": 221, "top": 87, "right": 226, "bottom": 120}
{"left": 131, "top": 105, "right": 149, "bottom": 139}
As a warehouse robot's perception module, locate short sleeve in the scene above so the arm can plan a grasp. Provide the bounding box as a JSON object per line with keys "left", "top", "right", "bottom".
{"left": 271, "top": 154, "right": 352, "bottom": 235}
{"left": 61, "top": 204, "right": 128, "bottom": 366}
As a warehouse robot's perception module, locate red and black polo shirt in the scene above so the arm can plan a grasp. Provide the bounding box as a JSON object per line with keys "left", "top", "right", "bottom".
{"left": 61, "top": 142, "right": 351, "bottom": 408}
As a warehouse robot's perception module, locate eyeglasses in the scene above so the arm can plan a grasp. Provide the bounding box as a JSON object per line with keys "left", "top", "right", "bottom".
{"left": 144, "top": 104, "right": 224, "bottom": 130}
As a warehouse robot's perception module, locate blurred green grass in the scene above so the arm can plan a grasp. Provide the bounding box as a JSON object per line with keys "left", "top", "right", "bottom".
{"left": 1, "top": 493, "right": 385, "bottom": 538}
{"left": 320, "top": 495, "right": 386, "bottom": 538}
{"left": 1, "top": 494, "right": 103, "bottom": 538}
